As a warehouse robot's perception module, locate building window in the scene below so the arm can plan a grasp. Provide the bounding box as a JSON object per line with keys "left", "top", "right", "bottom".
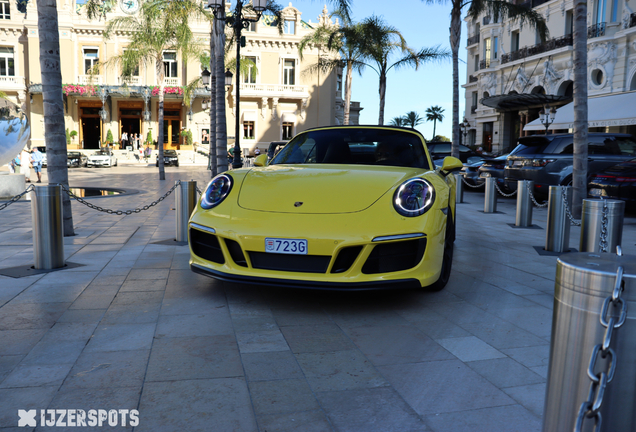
{"left": 243, "top": 56, "right": 257, "bottom": 84}
{"left": 243, "top": 121, "right": 255, "bottom": 139}
{"left": 0, "top": 0, "right": 10, "bottom": 19}
{"left": 284, "top": 20, "right": 295, "bottom": 34}
{"left": 83, "top": 48, "right": 99, "bottom": 74}
{"left": 283, "top": 59, "right": 295, "bottom": 85}
{"left": 282, "top": 122, "right": 294, "bottom": 140}
{"left": 163, "top": 51, "right": 178, "bottom": 78}
{"left": 123, "top": 49, "right": 139, "bottom": 76}
{"left": 595, "top": 0, "right": 606, "bottom": 23}
{"left": 611, "top": 0, "right": 618, "bottom": 22}
{"left": 474, "top": 54, "right": 479, "bottom": 72}
{"left": 483, "top": 38, "right": 491, "bottom": 67}
{"left": 471, "top": 91, "right": 478, "bottom": 113}
{"left": 493, "top": 36, "right": 498, "bottom": 59}
{"left": 245, "top": 21, "right": 256, "bottom": 32}
{"left": 565, "top": 11, "right": 573, "bottom": 35}
{"left": 0, "top": 47, "right": 14, "bottom": 76}
{"left": 511, "top": 31, "right": 520, "bottom": 52}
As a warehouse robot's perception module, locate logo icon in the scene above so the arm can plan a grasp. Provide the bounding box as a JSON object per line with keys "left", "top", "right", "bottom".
{"left": 18, "top": 410, "right": 37, "bottom": 427}
{"left": 294, "top": 202, "right": 303, "bottom": 207}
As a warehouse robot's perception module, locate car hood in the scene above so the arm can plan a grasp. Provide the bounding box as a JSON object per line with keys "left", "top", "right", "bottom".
{"left": 237, "top": 164, "right": 424, "bottom": 214}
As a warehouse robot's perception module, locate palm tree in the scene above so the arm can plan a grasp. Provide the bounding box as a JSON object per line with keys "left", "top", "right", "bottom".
{"left": 36, "top": 0, "right": 74, "bottom": 236}
{"left": 404, "top": 111, "right": 424, "bottom": 129}
{"left": 103, "top": 0, "right": 209, "bottom": 180}
{"left": 571, "top": 0, "right": 588, "bottom": 218}
{"left": 422, "top": 0, "right": 548, "bottom": 159}
{"left": 359, "top": 16, "right": 450, "bottom": 125}
{"left": 299, "top": 10, "right": 367, "bottom": 125}
{"left": 389, "top": 116, "right": 407, "bottom": 127}
{"left": 425, "top": 106, "right": 444, "bottom": 139}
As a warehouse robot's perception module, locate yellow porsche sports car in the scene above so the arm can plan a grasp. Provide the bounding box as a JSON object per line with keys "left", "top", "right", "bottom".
{"left": 189, "top": 125, "right": 463, "bottom": 290}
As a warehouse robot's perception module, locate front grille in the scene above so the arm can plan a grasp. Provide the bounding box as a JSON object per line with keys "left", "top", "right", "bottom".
{"left": 224, "top": 239, "right": 247, "bottom": 267}
{"left": 362, "top": 238, "right": 426, "bottom": 274}
{"left": 331, "top": 246, "right": 362, "bottom": 273}
{"left": 249, "top": 252, "right": 330, "bottom": 273}
{"left": 190, "top": 228, "right": 225, "bottom": 264}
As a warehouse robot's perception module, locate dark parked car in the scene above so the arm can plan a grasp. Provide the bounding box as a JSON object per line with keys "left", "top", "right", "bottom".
{"left": 459, "top": 156, "right": 493, "bottom": 187}
{"left": 478, "top": 154, "right": 510, "bottom": 191}
{"left": 426, "top": 142, "right": 480, "bottom": 163}
{"left": 267, "top": 141, "right": 287, "bottom": 162}
{"left": 588, "top": 158, "right": 636, "bottom": 210}
{"left": 505, "top": 133, "right": 636, "bottom": 196}
{"left": 67, "top": 151, "right": 87, "bottom": 168}
{"left": 156, "top": 149, "right": 179, "bottom": 167}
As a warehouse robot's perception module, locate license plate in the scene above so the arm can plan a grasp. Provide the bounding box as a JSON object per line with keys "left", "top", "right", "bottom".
{"left": 589, "top": 188, "right": 605, "bottom": 197}
{"left": 513, "top": 160, "right": 524, "bottom": 166}
{"left": 265, "top": 238, "right": 308, "bottom": 254}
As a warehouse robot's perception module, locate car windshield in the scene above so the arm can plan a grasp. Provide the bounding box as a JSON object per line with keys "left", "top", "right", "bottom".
{"left": 92, "top": 151, "right": 109, "bottom": 156}
{"left": 164, "top": 150, "right": 177, "bottom": 156}
{"left": 68, "top": 152, "right": 81, "bottom": 157}
{"left": 270, "top": 129, "right": 430, "bottom": 169}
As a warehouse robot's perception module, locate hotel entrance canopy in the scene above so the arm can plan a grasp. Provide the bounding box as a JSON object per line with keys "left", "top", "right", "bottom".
{"left": 524, "top": 92, "right": 636, "bottom": 131}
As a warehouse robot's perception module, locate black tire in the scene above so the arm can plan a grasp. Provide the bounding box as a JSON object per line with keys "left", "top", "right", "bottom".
{"left": 427, "top": 210, "right": 455, "bottom": 291}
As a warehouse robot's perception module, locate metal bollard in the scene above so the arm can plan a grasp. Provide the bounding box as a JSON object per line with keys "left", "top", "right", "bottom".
{"left": 579, "top": 198, "right": 625, "bottom": 253}
{"left": 454, "top": 173, "right": 464, "bottom": 204}
{"left": 515, "top": 180, "right": 534, "bottom": 227}
{"left": 31, "top": 184, "right": 65, "bottom": 269}
{"left": 483, "top": 177, "right": 497, "bottom": 213}
{"left": 543, "top": 251, "right": 636, "bottom": 432}
{"left": 176, "top": 180, "right": 197, "bottom": 242}
{"left": 545, "top": 185, "right": 570, "bottom": 253}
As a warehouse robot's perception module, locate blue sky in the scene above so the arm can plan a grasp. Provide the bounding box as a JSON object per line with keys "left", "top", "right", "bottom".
{"left": 295, "top": 0, "right": 468, "bottom": 140}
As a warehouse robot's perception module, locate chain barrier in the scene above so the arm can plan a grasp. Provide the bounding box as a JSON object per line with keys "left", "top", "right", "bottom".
{"left": 60, "top": 182, "right": 180, "bottom": 215}
{"left": 599, "top": 198, "right": 609, "bottom": 253}
{"left": 526, "top": 182, "right": 549, "bottom": 208}
{"left": 460, "top": 176, "right": 486, "bottom": 189}
{"left": 561, "top": 187, "right": 582, "bottom": 226}
{"left": 574, "top": 264, "right": 626, "bottom": 432}
{"left": 196, "top": 185, "right": 204, "bottom": 195}
{"left": 494, "top": 181, "right": 517, "bottom": 198}
{"left": 0, "top": 184, "right": 35, "bottom": 211}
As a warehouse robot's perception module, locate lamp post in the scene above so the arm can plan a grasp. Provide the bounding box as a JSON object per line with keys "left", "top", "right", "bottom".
{"left": 207, "top": 0, "right": 266, "bottom": 169}
{"left": 539, "top": 105, "right": 557, "bottom": 135}
{"left": 460, "top": 118, "right": 470, "bottom": 146}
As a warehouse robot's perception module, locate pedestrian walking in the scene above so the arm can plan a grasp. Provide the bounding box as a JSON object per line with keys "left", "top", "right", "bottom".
{"left": 121, "top": 131, "right": 128, "bottom": 149}
{"left": 20, "top": 147, "right": 31, "bottom": 182}
{"left": 30, "top": 147, "right": 44, "bottom": 183}
{"left": 144, "top": 144, "right": 151, "bottom": 162}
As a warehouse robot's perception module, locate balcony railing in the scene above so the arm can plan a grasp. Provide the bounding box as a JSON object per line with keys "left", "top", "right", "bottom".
{"left": 467, "top": 34, "right": 480, "bottom": 46}
{"left": 78, "top": 75, "right": 103, "bottom": 85}
{"left": 631, "top": 12, "right": 636, "bottom": 28}
{"left": 479, "top": 59, "right": 490, "bottom": 69}
{"left": 238, "top": 83, "right": 309, "bottom": 98}
{"left": 588, "top": 22, "right": 606, "bottom": 38}
{"left": 0, "top": 75, "right": 25, "bottom": 88}
{"left": 500, "top": 34, "right": 573, "bottom": 64}
{"left": 469, "top": 75, "right": 478, "bottom": 83}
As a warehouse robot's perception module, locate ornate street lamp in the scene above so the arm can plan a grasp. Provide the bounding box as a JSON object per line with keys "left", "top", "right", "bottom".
{"left": 539, "top": 106, "right": 557, "bottom": 135}
{"left": 460, "top": 118, "right": 470, "bottom": 146}
{"left": 142, "top": 86, "right": 151, "bottom": 121}
{"left": 207, "top": 0, "right": 266, "bottom": 169}
{"left": 201, "top": 67, "right": 211, "bottom": 89}
{"left": 98, "top": 87, "right": 109, "bottom": 122}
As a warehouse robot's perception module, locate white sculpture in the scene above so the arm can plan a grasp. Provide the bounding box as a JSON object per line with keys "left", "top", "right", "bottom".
{"left": 0, "top": 99, "right": 31, "bottom": 168}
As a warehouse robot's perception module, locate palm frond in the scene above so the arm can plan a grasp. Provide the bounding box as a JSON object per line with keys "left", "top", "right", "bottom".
{"left": 468, "top": 0, "right": 549, "bottom": 41}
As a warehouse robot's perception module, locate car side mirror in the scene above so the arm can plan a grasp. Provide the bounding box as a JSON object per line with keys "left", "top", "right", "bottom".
{"left": 254, "top": 154, "right": 268, "bottom": 167}
{"left": 440, "top": 156, "right": 463, "bottom": 175}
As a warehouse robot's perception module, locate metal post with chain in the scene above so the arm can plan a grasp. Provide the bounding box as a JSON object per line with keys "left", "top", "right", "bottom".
{"left": 574, "top": 259, "right": 626, "bottom": 432}
{"left": 560, "top": 186, "right": 582, "bottom": 226}
{"left": 493, "top": 181, "right": 517, "bottom": 198}
{"left": 0, "top": 184, "right": 35, "bottom": 211}
{"left": 599, "top": 198, "right": 609, "bottom": 253}
{"left": 526, "top": 182, "right": 549, "bottom": 208}
{"left": 460, "top": 176, "right": 486, "bottom": 189}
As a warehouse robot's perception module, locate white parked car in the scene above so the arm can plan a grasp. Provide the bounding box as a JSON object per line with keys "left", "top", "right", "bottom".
{"left": 87, "top": 150, "right": 118, "bottom": 167}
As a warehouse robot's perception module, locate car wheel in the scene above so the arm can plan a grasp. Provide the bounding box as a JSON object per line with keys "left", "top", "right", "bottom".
{"left": 427, "top": 210, "right": 455, "bottom": 291}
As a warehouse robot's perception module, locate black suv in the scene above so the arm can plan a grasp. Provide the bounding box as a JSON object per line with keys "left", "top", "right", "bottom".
{"left": 426, "top": 142, "right": 479, "bottom": 163}
{"left": 504, "top": 133, "right": 636, "bottom": 195}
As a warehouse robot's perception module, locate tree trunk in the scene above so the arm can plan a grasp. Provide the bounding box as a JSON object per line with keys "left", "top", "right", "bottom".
{"left": 378, "top": 72, "right": 386, "bottom": 125}
{"left": 209, "top": 23, "right": 217, "bottom": 177}
{"left": 156, "top": 58, "right": 165, "bottom": 180}
{"left": 450, "top": 1, "right": 461, "bottom": 159}
{"left": 432, "top": 120, "right": 437, "bottom": 141}
{"left": 571, "top": 0, "right": 588, "bottom": 218}
{"left": 215, "top": 10, "right": 228, "bottom": 173}
{"left": 343, "top": 61, "right": 353, "bottom": 125}
{"left": 37, "top": 0, "right": 74, "bottom": 236}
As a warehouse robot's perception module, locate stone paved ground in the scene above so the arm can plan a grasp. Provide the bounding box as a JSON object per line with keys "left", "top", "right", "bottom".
{"left": 0, "top": 165, "right": 634, "bottom": 432}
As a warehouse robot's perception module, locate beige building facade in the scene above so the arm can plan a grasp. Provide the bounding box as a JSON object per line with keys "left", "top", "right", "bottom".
{"left": 463, "top": 0, "right": 636, "bottom": 153}
{"left": 1, "top": 0, "right": 361, "bottom": 154}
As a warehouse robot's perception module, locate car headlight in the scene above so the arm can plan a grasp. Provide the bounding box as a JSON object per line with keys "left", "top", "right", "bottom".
{"left": 201, "top": 174, "right": 233, "bottom": 210}
{"left": 393, "top": 178, "right": 435, "bottom": 217}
